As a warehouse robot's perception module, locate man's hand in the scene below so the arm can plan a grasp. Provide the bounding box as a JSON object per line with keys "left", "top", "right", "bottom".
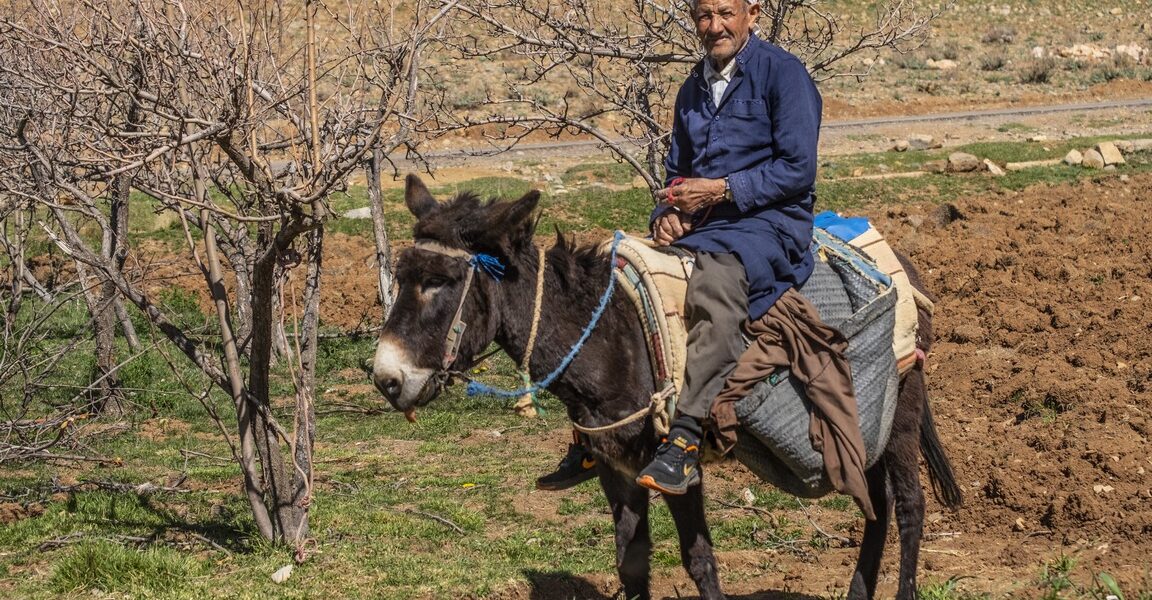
{"left": 652, "top": 209, "right": 694, "bottom": 246}
{"left": 654, "top": 177, "right": 727, "bottom": 214}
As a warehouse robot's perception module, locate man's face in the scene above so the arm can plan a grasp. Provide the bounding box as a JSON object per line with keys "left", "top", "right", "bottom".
{"left": 693, "top": 0, "right": 759, "bottom": 67}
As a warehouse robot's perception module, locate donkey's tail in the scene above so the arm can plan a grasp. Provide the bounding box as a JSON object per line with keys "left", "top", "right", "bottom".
{"left": 919, "top": 385, "right": 963, "bottom": 509}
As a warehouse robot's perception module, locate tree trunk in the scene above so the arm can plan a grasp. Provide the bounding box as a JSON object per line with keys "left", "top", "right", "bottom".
{"left": 77, "top": 256, "right": 125, "bottom": 417}
{"left": 283, "top": 220, "right": 323, "bottom": 548}
{"left": 367, "top": 149, "right": 395, "bottom": 317}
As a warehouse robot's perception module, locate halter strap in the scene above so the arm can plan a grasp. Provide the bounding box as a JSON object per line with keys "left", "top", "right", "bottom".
{"left": 412, "top": 240, "right": 498, "bottom": 371}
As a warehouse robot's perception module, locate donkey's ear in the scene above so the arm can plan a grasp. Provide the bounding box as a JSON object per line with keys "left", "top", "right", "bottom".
{"left": 506, "top": 190, "right": 540, "bottom": 230}
{"left": 404, "top": 174, "right": 437, "bottom": 219}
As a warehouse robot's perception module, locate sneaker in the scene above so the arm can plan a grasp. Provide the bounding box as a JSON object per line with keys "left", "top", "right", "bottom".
{"left": 635, "top": 431, "right": 701, "bottom": 495}
{"left": 536, "top": 443, "right": 598, "bottom": 490}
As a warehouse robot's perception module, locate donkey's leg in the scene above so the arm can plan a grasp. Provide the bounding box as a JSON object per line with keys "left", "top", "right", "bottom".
{"left": 886, "top": 411, "right": 928, "bottom": 600}
{"left": 848, "top": 460, "right": 892, "bottom": 600}
{"left": 599, "top": 469, "right": 653, "bottom": 600}
{"left": 663, "top": 481, "right": 725, "bottom": 600}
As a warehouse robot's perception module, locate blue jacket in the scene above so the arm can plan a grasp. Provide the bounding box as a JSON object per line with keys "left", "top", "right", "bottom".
{"left": 658, "top": 34, "right": 821, "bottom": 320}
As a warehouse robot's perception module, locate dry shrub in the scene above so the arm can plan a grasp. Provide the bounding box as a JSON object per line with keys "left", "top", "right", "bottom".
{"left": 1019, "top": 58, "right": 1057, "bottom": 84}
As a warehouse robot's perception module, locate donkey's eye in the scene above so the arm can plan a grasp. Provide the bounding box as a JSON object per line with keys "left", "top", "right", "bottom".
{"left": 421, "top": 275, "right": 449, "bottom": 291}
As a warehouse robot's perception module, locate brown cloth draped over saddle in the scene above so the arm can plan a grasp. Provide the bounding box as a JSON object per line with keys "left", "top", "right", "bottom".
{"left": 709, "top": 287, "right": 877, "bottom": 521}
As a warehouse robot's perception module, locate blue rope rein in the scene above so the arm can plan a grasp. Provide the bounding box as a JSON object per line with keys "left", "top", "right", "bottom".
{"left": 467, "top": 230, "right": 626, "bottom": 399}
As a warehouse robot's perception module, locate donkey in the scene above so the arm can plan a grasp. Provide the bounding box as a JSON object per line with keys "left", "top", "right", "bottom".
{"left": 372, "top": 175, "right": 962, "bottom": 600}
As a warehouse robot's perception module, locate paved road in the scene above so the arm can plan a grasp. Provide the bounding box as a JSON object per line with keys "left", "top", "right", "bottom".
{"left": 404, "top": 97, "right": 1152, "bottom": 170}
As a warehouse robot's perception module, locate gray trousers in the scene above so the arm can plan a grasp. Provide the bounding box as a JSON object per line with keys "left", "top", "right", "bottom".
{"left": 677, "top": 252, "right": 749, "bottom": 420}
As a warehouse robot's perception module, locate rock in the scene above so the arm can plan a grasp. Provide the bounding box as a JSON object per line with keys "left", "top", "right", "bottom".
{"left": 1097, "top": 141, "right": 1126, "bottom": 165}
{"left": 1031, "top": 46, "right": 1046, "bottom": 58}
{"left": 1082, "top": 149, "right": 1105, "bottom": 169}
{"left": 926, "top": 58, "right": 958, "bottom": 70}
{"left": 1116, "top": 140, "right": 1135, "bottom": 153}
{"left": 931, "top": 203, "right": 965, "bottom": 226}
{"left": 1006, "top": 159, "right": 1063, "bottom": 171}
{"left": 1131, "top": 139, "right": 1152, "bottom": 152}
{"left": 1028, "top": 135, "right": 1049, "bottom": 142}
{"left": 271, "top": 565, "right": 294, "bottom": 584}
{"left": 1064, "top": 149, "right": 1084, "bottom": 166}
{"left": 343, "top": 207, "right": 372, "bottom": 219}
{"left": 892, "top": 139, "right": 910, "bottom": 152}
{"left": 984, "top": 159, "right": 1006, "bottom": 176}
{"left": 1110, "top": 7, "right": 1123, "bottom": 16}
{"left": 948, "top": 152, "right": 982, "bottom": 172}
{"left": 921, "top": 160, "right": 947, "bottom": 173}
{"left": 908, "top": 134, "right": 940, "bottom": 151}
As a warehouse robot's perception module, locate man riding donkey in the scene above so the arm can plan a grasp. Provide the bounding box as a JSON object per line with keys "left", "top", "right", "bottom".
{"left": 536, "top": 0, "right": 876, "bottom": 521}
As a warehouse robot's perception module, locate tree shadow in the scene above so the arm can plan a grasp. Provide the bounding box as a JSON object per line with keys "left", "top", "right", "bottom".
{"left": 521, "top": 570, "right": 826, "bottom": 600}
{"left": 63, "top": 489, "right": 254, "bottom": 554}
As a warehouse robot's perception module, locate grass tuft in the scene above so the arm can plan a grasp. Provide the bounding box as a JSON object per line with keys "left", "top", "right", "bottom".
{"left": 50, "top": 540, "right": 203, "bottom": 595}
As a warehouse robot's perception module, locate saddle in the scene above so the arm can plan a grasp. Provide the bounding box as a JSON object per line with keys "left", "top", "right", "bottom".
{"left": 604, "top": 216, "right": 929, "bottom": 497}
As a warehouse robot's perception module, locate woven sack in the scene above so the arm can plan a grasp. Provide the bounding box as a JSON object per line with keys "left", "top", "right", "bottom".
{"left": 732, "top": 232, "right": 900, "bottom": 498}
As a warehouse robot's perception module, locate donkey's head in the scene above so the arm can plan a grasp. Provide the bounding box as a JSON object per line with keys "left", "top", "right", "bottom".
{"left": 372, "top": 175, "right": 539, "bottom": 419}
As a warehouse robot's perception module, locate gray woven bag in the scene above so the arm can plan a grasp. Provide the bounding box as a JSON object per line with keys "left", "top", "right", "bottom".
{"left": 732, "top": 233, "right": 899, "bottom": 498}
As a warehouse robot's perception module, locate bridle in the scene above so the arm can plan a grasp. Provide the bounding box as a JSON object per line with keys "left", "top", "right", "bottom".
{"left": 411, "top": 240, "right": 506, "bottom": 389}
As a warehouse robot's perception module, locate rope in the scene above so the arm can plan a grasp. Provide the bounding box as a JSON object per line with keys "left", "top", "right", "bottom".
{"left": 513, "top": 245, "right": 547, "bottom": 417}
{"left": 571, "top": 384, "right": 675, "bottom": 436}
{"left": 467, "top": 231, "right": 625, "bottom": 399}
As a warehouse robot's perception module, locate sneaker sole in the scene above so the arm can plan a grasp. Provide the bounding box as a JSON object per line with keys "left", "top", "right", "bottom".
{"left": 635, "top": 471, "right": 700, "bottom": 496}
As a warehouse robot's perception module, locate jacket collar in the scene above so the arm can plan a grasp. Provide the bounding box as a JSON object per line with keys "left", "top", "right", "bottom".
{"left": 692, "top": 33, "right": 761, "bottom": 104}
{"left": 692, "top": 33, "right": 761, "bottom": 77}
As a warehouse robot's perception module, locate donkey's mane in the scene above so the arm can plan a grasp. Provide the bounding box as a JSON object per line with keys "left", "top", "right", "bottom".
{"left": 547, "top": 231, "right": 613, "bottom": 298}
{"left": 411, "top": 191, "right": 487, "bottom": 247}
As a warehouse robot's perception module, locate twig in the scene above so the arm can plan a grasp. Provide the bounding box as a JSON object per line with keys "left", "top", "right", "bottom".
{"left": 923, "top": 548, "right": 969, "bottom": 557}
{"left": 14, "top": 453, "right": 122, "bottom": 465}
{"left": 51, "top": 479, "right": 191, "bottom": 495}
{"left": 794, "top": 498, "right": 853, "bottom": 546}
{"left": 715, "top": 497, "right": 773, "bottom": 517}
{"left": 398, "top": 508, "right": 465, "bottom": 534}
{"left": 179, "top": 449, "right": 233, "bottom": 464}
{"left": 190, "top": 532, "right": 231, "bottom": 555}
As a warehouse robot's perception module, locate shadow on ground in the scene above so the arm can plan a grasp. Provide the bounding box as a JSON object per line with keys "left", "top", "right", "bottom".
{"left": 522, "top": 570, "right": 825, "bottom": 600}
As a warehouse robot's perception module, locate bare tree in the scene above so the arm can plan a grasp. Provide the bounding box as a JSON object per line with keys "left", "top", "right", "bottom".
{"left": 443, "top": 0, "right": 947, "bottom": 189}
{"left": 0, "top": 0, "right": 449, "bottom": 550}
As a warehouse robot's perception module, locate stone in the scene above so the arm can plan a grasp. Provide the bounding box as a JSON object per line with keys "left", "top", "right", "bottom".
{"left": 892, "top": 139, "right": 910, "bottom": 152}
{"left": 1064, "top": 149, "right": 1084, "bottom": 166}
{"left": 1082, "top": 149, "right": 1105, "bottom": 169}
{"left": 1097, "top": 141, "right": 1126, "bottom": 165}
{"left": 908, "top": 134, "right": 940, "bottom": 151}
{"left": 921, "top": 160, "right": 947, "bottom": 174}
{"left": 1028, "top": 135, "right": 1049, "bottom": 142}
{"left": 927, "top": 58, "right": 958, "bottom": 70}
{"left": 343, "top": 207, "right": 372, "bottom": 219}
{"left": 948, "top": 152, "right": 982, "bottom": 172}
{"left": 1116, "top": 140, "right": 1135, "bottom": 153}
{"left": 1031, "top": 46, "right": 1046, "bottom": 58}
{"left": 1131, "top": 139, "right": 1152, "bottom": 152}
{"left": 984, "top": 159, "right": 1006, "bottom": 176}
